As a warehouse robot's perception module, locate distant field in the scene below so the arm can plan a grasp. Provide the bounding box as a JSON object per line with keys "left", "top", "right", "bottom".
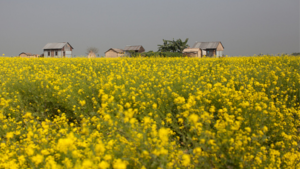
{"left": 0, "top": 56, "right": 299, "bottom": 168}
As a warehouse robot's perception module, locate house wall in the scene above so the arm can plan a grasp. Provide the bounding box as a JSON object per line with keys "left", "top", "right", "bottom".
{"left": 117, "top": 53, "right": 124, "bottom": 57}
{"left": 138, "top": 47, "right": 145, "bottom": 53}
{"left": 183, "top": 49, "right": 201, "bottom": 57}
{"left": 206, "top": 49, "right": 215, "bottom": 57}
{"left": 124, "top": 51, "right": 131, "bottom": 57}
{"left": 44, "top": 49, "right": 71, "bottom": 57}
{"left": 65, "top": 51, "right": 72, "bottom": 58}
{"left": 216, "top": 51, "right": 223, "bottom": 57}
{"left": 43, "top": 50, "right": 55, "bottom": 57}
{"left": 20, "top": 54, "right": 28, "bottom": 58}
{"left": 216, "top": 43, "right": 224, "bottom": 57}
{"left": 64, "top": 44, "right": 72, "bottom": 51}
{"left": 88, "top": 52, "right": 96, "bottom": 58}
{"left": 217, "top": 43, "right": 224, "bottom": 51}
{"left": 198, "top": 50, "right": 201, "bottom": 57}
{"left": 44, "top": 50, "right": 53, "bottom": 57}
{"left": 105, "top": 50, "right": 118, "bottom": 58}
{"left": 183, "top": 52, "right": 197, "bottom": 57}
{"left": 202, "top": 50, "right": 206, "bottom": 56}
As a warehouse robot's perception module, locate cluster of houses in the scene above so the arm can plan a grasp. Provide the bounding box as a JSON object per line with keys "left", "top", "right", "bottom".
{"left": 19, "top": 42, "right": 74, "bottom": 58}
{"left": 19, "top": 41, "right": 224, "bottom": 58}
{"left": 104, "top": 45, "right": 145, "bottom": 58}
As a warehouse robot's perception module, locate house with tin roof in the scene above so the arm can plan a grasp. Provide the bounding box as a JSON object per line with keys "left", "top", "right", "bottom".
{"left": 43, "top": 42, "right": 73, "bottom": 58}
{"left": 192, "top": 41, "right": 224, "bottom": 57}
{"left": 19, "top": 52, "right": 39, "bottom": 58}
{"left": 104, "top": 48, "right": 124, "bottom": 58}
{"left": 123, "top": 45, "right": 145, "bottom": 57}
{"left": 182, "top": 48, "right": 201, "bottom": 57}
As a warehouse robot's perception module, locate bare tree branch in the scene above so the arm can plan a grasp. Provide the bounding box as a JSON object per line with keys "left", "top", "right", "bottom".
{"left": 86, "top": 47, "right": 99, "bottom": 55}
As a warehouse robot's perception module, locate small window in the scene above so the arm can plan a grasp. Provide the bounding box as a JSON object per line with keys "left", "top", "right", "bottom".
{"left": 48, "top": 51, "right": 50, "bottom": 56}
{"left": 55, "top": 51, "right": 58, "bottom": 56}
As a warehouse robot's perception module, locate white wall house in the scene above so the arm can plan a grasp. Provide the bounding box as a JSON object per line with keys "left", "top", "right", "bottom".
{"left": 43, "top": 42, "right": 73, "bottom": 58}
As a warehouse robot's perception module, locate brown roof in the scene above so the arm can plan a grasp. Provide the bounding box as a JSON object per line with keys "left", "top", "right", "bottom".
{"left": 19, "top": 52, "right": 39, "bottom": 56}
{"left": 182, "top": 48, "right": 200, "bottom": 53}
{"left": 123, "top": 45, "right": 144, "bottom": 51}
{"left": 105, "top": 48, "right": 124, "bottom": 53}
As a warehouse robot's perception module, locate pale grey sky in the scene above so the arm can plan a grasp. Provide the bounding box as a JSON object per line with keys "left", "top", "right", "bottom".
{"left": 0, "top": 0, "right": 299, "bottom": 56}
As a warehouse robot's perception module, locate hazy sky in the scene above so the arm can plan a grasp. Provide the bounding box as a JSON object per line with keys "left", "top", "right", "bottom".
{"left": 0, "top": 0, "right": 299, "bottom": 56}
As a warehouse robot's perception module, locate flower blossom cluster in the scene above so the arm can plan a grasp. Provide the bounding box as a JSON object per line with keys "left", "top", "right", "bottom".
{"left": 0, "top": 56, "right": 299, "bottom": 168}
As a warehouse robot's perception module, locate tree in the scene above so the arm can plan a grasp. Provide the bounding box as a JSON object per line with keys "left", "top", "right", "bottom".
{"left": 157, "top": 38, "right": 189, "bottom": 53}
{"left": 128, "top": 50, "right": 138, "bottom": 57}
{"left": 291, "top": 52, "right": 300, "bottom": 56}
{"left": 158, "top": 39, "right": 171, "bottom": 52}
{"left": 174, "top": 38, "right": 189, "bottom": 53}
{"left": 86, "top": 47, "right": 99, "bottom": 55}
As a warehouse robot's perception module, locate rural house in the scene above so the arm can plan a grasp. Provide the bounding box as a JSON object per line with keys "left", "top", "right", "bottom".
{"left": 19, "top": 52, "right": 39, "bottom": 58}
{"left": 123, "top": 45, "right": 145, "bottom": 56}
{"left": 182, "top": 48, "right": 201, "bottom": 57}
{"left": 192, "top": 41, "right": 224, "bottom": 57}
{"left": 43, "top": 42, "right": 73, "bottom": 58}
{"left": 104, "top": 48, "right": 124, "bottom": 58}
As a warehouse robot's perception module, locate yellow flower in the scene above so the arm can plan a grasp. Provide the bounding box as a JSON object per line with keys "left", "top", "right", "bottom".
{"left": 18, "top": 155, "right": 26, "bottom": 165}
{"left": 95, "top": 142, "right": 106, "bottom": 155}
{"left": 182, "top": 154, "right": 190, "bottom": 166}
{"left": 41, "top": 149, "right": 50, "bottom": 155}
{"left": 113, "top": 159, "right": 127, "bottom": 169}
{"left": 6, "top": 132, "right": 14, "bottom": 140}
{"left": 193, "top": 147, "right": 202, "bottom": 155}
{"left": 104, "top": 154, "right": 112, "bottom": 161}
{"left": 245, "top": 127, "right": 251, "bottom": 133}
{"left": 209, "top": 106, "right": 215, "bottom": 113}
{"left": 31, "top": 154, "right": 44, "bottom": 166}
{"left": 152, "top": 103, "right": 157, "bottom": 109}
{"left": 263, "top": 126, "right": 268, "bottom": 132}
{"left": 82, "top": 159, "right": 93, "bottom": 168}
{"left": 189, "top": 114, "right": 199, "bottom": 124}
{"left": 79, "top": 100, "right": 86, "bottom": 107}
{"left": 159, "top": 127, "right": 169, "bottom": 143}
{"left": 99, "top": 161, "right": 110, "bottom": 169}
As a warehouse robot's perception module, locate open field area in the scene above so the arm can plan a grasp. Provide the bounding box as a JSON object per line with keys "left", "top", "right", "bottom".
{"left": 0, "top": 56, "right": 299, "bottom": 168}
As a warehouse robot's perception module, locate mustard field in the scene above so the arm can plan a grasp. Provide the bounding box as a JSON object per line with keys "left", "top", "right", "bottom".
{"left": 0, "top": 56, "right": 299, "bottom": 168}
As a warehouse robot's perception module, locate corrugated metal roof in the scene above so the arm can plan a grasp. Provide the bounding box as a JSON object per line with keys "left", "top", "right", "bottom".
{"left": 105, "top": 48, "right": 124, "bottom": 53}
{"left": 43, "top": 42, "right": 73, "bottom": 49}
{"left": 19, "top": 52, "right": 38, "bottom": 56}
{"left": 123, "top": 45, "right": 143, "bottom": 51}
{"left": 192, "top": 42, "right": 223, "bottom": 49}
{"left": 112, "top": 48, "right": 123, "bottom": 53}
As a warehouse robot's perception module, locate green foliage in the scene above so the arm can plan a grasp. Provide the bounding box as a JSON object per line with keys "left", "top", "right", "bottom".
{"left": 142, "top": 51, "right": 183, "bottom": 57}
{"left": 157, "top": 38, "right": 189, "bottom": 52}
{"left": 291, "top": 52, "right": 300, "bottom": 56}
{"left": 127, "top": 50, "right": 138, "bottom": 57}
